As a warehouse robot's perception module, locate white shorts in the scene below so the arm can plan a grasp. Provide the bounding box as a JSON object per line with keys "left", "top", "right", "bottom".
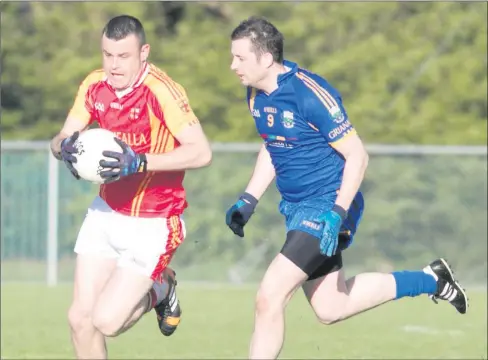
{"left": 74, "top": 196, "right": 186, "bottom": 282}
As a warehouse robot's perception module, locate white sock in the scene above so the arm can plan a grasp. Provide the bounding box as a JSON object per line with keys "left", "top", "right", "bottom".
{"left": 152, "top": 280, "right": 169, "bottom": 305}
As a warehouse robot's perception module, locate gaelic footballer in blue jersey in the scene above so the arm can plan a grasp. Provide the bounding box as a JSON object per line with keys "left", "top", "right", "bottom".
{"left": 225, "top": 16, "right": 469, "bottom": 360}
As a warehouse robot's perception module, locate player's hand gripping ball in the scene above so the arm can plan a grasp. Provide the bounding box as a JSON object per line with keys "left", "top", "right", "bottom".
{"left": 70, "top": 128, "right": 124, "bottom": 184}
{"left": 98, "top": 138, "right": 147, "bottom": 184}
{"left": 60, "top": 131, "right": 81, "bottom": 179}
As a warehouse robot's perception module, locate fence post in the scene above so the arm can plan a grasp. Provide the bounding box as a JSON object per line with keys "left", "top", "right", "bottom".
{"left": 47, "top": 147, "right": 59, "bottom": 287}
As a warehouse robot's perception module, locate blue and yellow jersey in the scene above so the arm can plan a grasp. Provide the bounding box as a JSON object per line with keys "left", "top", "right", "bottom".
{"left": 247, "top": 60, "right": 356, "bottom": 202}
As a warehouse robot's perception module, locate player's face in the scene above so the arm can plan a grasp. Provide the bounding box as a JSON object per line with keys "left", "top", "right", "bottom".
{"left": 230, "top": 38, "right": 270, "bottom": 87}
{"left": 102, "top": 34, "right": 150, "bottom": 90}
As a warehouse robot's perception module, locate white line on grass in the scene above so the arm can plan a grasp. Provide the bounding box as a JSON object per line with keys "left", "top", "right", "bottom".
{"left": 402, "top": 325, "right": 464, "bottom": 336}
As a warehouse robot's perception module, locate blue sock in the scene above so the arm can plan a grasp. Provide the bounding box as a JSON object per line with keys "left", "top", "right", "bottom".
{"left": 391, "top": 271, "right": 437, "bottom": 300}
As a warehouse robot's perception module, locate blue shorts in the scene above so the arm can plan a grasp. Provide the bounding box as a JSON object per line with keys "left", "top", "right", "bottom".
{"left": 279, "top": 192, "right": 365, "bottom": 249}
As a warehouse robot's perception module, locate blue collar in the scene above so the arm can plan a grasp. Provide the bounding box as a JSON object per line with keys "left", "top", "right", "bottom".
{"left": 277, "top": 59, "right": 298, "bottom": 86}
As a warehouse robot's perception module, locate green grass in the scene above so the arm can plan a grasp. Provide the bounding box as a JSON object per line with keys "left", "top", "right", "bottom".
{"left": 1, "top": 283, "right": 486, "bottom": 359}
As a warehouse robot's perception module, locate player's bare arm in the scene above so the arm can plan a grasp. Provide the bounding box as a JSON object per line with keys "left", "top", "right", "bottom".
{"left": 244, "top": 144, "right": 276, "bottom": 200}
{"left": 331, "top": 133, "right": 369, "bottom": 211}
{"left": 225, "top": 144, "right": 275, "bottom": 237}
{"left": 145, "top": 122, "right": 212, "bottom": 171}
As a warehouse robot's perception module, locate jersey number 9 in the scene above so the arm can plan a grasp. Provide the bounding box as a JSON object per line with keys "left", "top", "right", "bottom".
{"left": 267, "top": 114, "right": 274, "bottom": 127}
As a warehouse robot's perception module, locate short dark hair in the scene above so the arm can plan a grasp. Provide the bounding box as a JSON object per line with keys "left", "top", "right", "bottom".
{"left": 102, "top": 15, "right": 146, "bottom": 47}
{"left": 231, "top": 16, "right": 284, "bottom": 63}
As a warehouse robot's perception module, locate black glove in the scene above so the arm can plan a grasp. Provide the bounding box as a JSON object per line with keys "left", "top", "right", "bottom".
{"left": 225, "top": 192, "right": 258, "bottom": 237}
{"left": 60, "top": 131, "right": 80, "bottom": 180}
{"left": 98, "top": 137, "right": 147, "bottom": 184}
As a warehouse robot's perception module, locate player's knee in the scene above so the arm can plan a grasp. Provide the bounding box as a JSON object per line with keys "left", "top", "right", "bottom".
{"left": 68, "top": 303, "right": 94, "bottom": 332}
{"left": 316, "top": 311, "right": 342, "bottom": 325}
{"left": 91, "top": 308, "right": 122, "bottom": 337}
{"left": 312, "top": 305, "right": 343, "bottom": 325}
{"left": 92, "top": 317, "right": 120, "bottom": 337}
{"left": 255, "top": 289, "right": 285, "bottom": 316}
{"left": 309, "top": 297, "right": 345, "bottom": 325}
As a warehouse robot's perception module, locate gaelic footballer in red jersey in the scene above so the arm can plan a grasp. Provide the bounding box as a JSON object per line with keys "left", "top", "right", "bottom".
{"left": 50, "top": 15, "right": 212, "bottom": 360}
{"left": 68, "top": 63, "right": 200, "bottom": 218}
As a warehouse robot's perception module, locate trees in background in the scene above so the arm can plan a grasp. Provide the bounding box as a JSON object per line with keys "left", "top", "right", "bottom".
{"left": 1, "top": 2, "right": 486, "bottom": 280}
{"left": 2, "top": 2, "right": 487, "bottom": 144}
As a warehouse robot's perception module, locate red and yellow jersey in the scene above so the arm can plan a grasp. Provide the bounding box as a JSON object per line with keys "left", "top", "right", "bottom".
{"left": 68, "top": 63, "right": 199, "bottom": 218}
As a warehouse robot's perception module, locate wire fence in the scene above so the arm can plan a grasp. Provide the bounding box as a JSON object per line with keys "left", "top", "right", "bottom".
{"left": 1, "top": 142, "right": 487, "bottom": 286}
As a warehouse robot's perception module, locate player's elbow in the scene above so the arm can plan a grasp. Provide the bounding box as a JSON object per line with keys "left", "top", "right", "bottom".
{"left": 196, "top": 143, "right": 213, "bottom": 168}
{"left": 347, "top": 142, "right": 369, "bottom": 169}
{"left": 353, "top": 141, "right": 369, "bottom": 169}
{"left": 362, "top": 147, "right": 369, "bottom": 170}
{"left": 201, "top": 148, "right": 212, "bottom": 167}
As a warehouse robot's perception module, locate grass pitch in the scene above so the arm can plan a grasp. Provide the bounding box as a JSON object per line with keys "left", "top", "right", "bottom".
{"left": 1, "top": 283, "right": 486, "bottom": 359}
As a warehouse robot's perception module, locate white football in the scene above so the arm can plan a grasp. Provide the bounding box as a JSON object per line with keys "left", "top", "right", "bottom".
{"left": 72, "top": 128, "right": 122, "bottom": 184}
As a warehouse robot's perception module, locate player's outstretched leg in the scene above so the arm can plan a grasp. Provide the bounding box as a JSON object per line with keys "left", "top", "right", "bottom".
{"left": 154, "top": 268, "right": 182, "bottom": 336}
{"left": 303, "top": 257, "right": 468, "bottom": 327}
{"left": 423, "top": 258, "right": 468, "bottom": 314}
